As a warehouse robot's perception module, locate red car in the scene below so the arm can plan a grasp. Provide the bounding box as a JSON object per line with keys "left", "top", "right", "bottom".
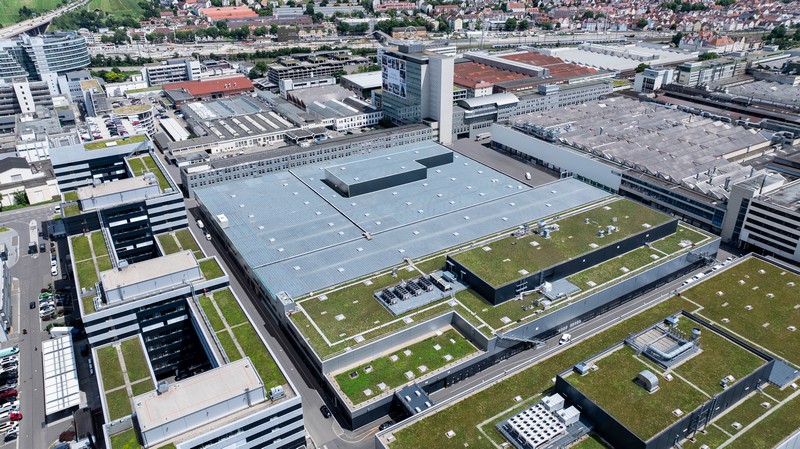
{"left": 8, "top": 412, "right": 21, "bottom": 422}
{"left": 0, "top": 390, "right": 16, "bottom": 399}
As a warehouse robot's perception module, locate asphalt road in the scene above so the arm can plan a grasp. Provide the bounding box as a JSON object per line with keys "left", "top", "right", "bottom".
{"left": 0, "top": 0, "right": 90, "bottom": 39}
{"left": 0, "top": 204, "right": 71, "bottom": 449}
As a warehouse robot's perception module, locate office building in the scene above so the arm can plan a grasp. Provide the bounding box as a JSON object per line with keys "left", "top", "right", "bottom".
{"left": 0, "top": 77, "right": 53, "bottom": 117}
{"left": 734, "top": 179, "right": 800, "bottom": 262}
{"left": 0, "top": 32, "right": 90, "bottom": 83}
{"left": 675, "top": 58, "right": 746, "bottom": 87}
{"left": 143, "top": 58, "right": 202, "bottom": 86}
{"left": 379, "top": 44, "right": 454, "bottom": 145}
{"left": 633, "top": 68, "right": 675, "bottom": 93}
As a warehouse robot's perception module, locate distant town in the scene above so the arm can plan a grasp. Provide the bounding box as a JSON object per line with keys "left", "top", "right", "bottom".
{"left": 0, "top": 1, "right": 799, "bottom": 449}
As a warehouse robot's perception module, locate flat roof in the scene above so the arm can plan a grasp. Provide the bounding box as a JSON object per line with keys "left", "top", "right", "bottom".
{"left": 76, "top": 177, "right": 154, "bottom": 200}
{"left": 133, "top": 358, "right": 263, "bottom": 432}
{"left": 42, "top": 334, "right": 81, "bottom": 416}
{"left": 340, "top": 71, "right": 382, "bottom": 89}
{"left": 100, "top": 250, "right": 198, "bottom": 290}
{"left": 113, "top": 104, "right": 153, "bottom": 115}
{"left": 758, "top": 179, "right": 800, "bottom": 211}
{"left": 196, "top": 141, "right": 610, "bottom": 297}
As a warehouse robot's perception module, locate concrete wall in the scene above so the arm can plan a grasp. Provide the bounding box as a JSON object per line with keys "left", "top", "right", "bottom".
{"left": 776, "top": 429, "right": 800, "bottom": 449}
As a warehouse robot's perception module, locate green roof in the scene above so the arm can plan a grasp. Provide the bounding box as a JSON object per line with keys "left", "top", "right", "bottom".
{"left": 451, "top": 199, "right": 672, "bottom": 287}
{"left": 84, "top": 134, "right": 147, "bottom": 151}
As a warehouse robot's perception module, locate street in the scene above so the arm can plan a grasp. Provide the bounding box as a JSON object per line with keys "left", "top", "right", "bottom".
{"left": 0, "top": 204, "right": 73, "bottom": 449}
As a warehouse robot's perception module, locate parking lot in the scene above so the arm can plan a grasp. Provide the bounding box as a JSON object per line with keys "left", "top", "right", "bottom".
{"left": 0, "top": 204, "right": 75, "bottom": 449}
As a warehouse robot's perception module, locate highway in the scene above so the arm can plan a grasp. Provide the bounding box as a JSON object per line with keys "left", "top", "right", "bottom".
{"left": 0, "top": 0, "right": 90, "bottom": 39}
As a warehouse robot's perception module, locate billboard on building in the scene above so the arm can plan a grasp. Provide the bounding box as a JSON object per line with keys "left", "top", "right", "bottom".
{"left": 381, "top": 54, "right": 407, "bottom": 98}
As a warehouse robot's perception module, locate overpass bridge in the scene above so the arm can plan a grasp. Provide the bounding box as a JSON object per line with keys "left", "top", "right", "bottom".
{"left": 0, "top": 0, "right": 90, "bottom": 39}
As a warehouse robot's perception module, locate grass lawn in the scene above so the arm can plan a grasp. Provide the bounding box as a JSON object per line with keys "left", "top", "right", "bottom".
{"left": 681, "top": 425, "right": 730, "bottom": 449}
{"left": 106, "top": 388, "right": 133, "bottom": 421}
{"left": 120, "top": 338, "right": 151, "bottom": 383}
{"left": 714, "top": 392, "right": 773, "bottom": 434}
{"left": 727, "top": 394, "right": 800, "bottom": 449}
{"left": 76, "top": 260, "right": 98, "bottom": 291}
{"left": 175, "top": 229, "right": 201, "bottom": 253}
{"left": 109, "top": 428, "right": 140, "bottom": 449}
{"left": 63, "top": 203, "right": 81, "bottom": 217}
{"left": 681, "top": 256, "right": 800, "bottom": 365}
{"left": 199, "top": 295, "right": 224, "bottom": 332}
{"left": 82, "top": 295, "right": 96, "bottom": 314}
{"left": 216, "top": 330, "right": 242, "bottom": 361}
{"left": 86, "top": 0, "right": 144, "bottom": 17}
{"left": 564, "top": 346, "right": 708, "bottom": 440}
{"left": 71, "top": 235, "right": 92, "bottom": 262}
{"left": 97, "top": 346, "right": 124, "bottom": 391}
{"left": 157, "top": 234, "right": 180, "bottom": 255}
{"left": 334, "top": 329, "right": 477, "bottom": 405}
{"left": 214, "top": 288, "right": 246, "bottom": 326}
{"left": 199, "top": 258, "right": 224, "bottom": 280}
{"left": 451, "top": 199, "right": 671, "bottom": 287}
{"left": 63, "top": 191, "right": 79, "bottom": 202}
{"left": 568, "top": 246, "right": 662, "bottom": 289}
{"left": 299, "top": 268, "right": 420, "bottom": 341}
{"left": 414, "top": 255, "right": 446, "bottom": 274}
{"left": 0, "top": 0, "right": 61, "bottom": 26}
{"left": 97, "top": 256, "right": 113, "bottom": 272}
{"left": 85, "top": 135, "right": 146, "bottom": 151}
{"left": 388, "top": 299, "right": 688, "bottom": 449}
{"left": 231, "top": 324, "right": 285, "bottom": 388}
{"left": 671, "top": 320, "right": 765, "bottom": 396}
{"left": 128, "top": 158, "right": 146, "bottom": 176}
{"left": 650, "top": 224, "right": 710, "bottom": 254}
{"left": 130, "top": 379, "right": 154, "bottom": 397}
{"left": 142, "top": 155, "right": 171, "bottom": 191}
{"left": 90, "top": 231, "right": 109, "bottom": 258}
{"left": 454, "top": 288, "right": 534, "bottom": 329}
{"left": 571, "top": 435, "right": 611, "bottom": 449}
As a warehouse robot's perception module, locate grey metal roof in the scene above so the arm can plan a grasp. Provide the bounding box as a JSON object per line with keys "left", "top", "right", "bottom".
{"left": 196, "top": 141, "right": 610, "bottom": 297}
{"left": 458, "top": 92, "right": 519, "bottom": 109}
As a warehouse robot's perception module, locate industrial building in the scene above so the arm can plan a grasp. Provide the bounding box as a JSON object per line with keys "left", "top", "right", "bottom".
{"left": 266, "top": 51, "right": 369, "bottom": 85}
{"left": 163, "top": 76, "right": 254, "bottom": 105}
{"left": 539, "top": 43, "right": 697, "bottom": 78}
{"left": 194, "top": 138, "right": 719, "bottom": 429}
{"left": 178, "top": 124, "right": 434, "bottom": 197}
{"left": 491, "top": 96, "right": 782, "bottom": 237}
{"left": 675, "top": 58, "right": 746, "bottom": 87}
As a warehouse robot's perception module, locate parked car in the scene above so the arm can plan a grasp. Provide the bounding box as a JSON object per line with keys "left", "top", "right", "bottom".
{"left": 320, "top": 405, "right": 331, "bottom": 419}
{"left": 379, "top": 420, "right": 394, "bottom": 431}
{"left": 50, "top": 266, "right": 58, "bottom": 277}
{"left": 29, "top": 301, "right": 35, "bottom": 310}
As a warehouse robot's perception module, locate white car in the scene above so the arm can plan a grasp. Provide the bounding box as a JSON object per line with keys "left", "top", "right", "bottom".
{"left": 51, "top": 266, "right": 58, "bottom": 276}
{"left": 51, "top": 259, "right": 57, "bottom": 268}
{"left": 559, "top": 334, "right": 572, "bottom": 345}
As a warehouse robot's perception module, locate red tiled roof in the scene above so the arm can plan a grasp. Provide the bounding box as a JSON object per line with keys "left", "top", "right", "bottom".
{"left": 163, "top": 77, "right": 254, "bottom": 96}
{"left": 453, "top": 62, "right": 528, "bottom": 89}
{"left": 500, "top": 53, "right": 598, "bottom": 77}
{"left": 201, "top": 6, "right": 258, "bottom": 20}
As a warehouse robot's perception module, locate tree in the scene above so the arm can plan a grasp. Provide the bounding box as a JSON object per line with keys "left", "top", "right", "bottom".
{"left": 671, "top": 31, "right": 684, "bottom": 46}
{"left": 518, "top": 19, "right": 528, "bottom": 31}
{"left": 18, "top": 6, "right": 33, "bottom": 19}
{"left": 332, "top": 69, "right": 347, "bottom": 80}
{"left": 217, "top": 20, "right": 228, "bottom": 31}
{"left": 635, "top": 63, "right": 649, "bottom": 73}
{"left": 270, "top": 24, "right": 279, "bottom": 35}
{"left": 505, "top": 17, "right": 517, "bottom": 31}
{"left": 698, "top": 52, "right": 720, "bottom": 61}
{"left": 582, "top": 10, "right": 594, "bottom": 19}
{"left": 13, "top": 191, "right": 29, "bottom": 206}
{"left": 636, "top": 18, "right": 649, "bottom": 30}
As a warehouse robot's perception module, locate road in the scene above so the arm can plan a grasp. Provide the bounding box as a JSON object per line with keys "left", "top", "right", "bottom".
{"left": 0, "top": 0, "right": 90, "bottom": 39}
{"left": 0, "top": 204, "right": 71, "bottom": 449}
